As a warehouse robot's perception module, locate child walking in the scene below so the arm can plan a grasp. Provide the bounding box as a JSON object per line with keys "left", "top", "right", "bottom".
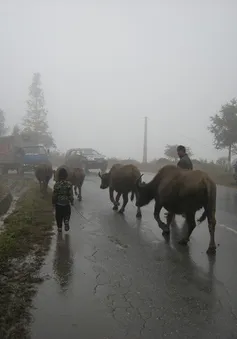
{"left": 52, "top": 167, "right": 74, "bottom": 232}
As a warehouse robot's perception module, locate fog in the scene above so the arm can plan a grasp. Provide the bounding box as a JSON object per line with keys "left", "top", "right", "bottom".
{"left": 1, "top": 0, "right": 237, "bottom": 161}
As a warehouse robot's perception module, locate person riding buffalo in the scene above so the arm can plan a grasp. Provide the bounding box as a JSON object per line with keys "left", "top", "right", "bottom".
{"left": 177, "top": 145, "right": 193, "bottom": 170}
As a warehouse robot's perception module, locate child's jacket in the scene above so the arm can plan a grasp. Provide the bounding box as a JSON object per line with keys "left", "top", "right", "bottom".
{"left": 52, "top": 180, "right": 74, "bottom": 206}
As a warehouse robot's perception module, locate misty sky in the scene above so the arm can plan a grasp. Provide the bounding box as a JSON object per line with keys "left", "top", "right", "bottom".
{"left": 1, "top": 0, "right": 237, "bottom": 161}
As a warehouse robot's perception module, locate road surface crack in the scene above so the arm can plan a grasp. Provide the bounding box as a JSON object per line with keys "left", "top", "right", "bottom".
{"left": 93, "top": 273, "right": 101, "bottom": 295}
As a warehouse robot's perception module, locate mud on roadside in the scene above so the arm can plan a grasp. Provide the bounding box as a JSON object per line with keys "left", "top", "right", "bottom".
{"left": 0, "top": 173, "right": 34, "bottom": 230}
{"left": 0, "top": 181, "right": 54, "bottom": 339}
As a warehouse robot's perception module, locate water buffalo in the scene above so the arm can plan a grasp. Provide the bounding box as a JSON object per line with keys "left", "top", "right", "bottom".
{"left": 35, "top": 163, "right": 53, "bottom": 195}
{"left": 53, "top": 165, "right": 85, "bottom": 201}
{"left": 99, "top": 164, "right": 142, "bottom": 218}
{"left": 135, "top": 165, "right": 217, "bottom": 254}
{"left": 70, "top": 167, "right": 85, "bottom": 201}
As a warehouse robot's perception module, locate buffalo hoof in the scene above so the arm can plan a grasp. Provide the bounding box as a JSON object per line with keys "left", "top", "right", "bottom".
{"left": 178, "top": 238, "right": 188, "bottom": 246}
{"left": 162, "top": 230, "right": 170, "bottom": 237}
{"left": 78, "top": 196, "right": 82, "bottom": 201}
{"left": 206, "top": 246, "right": 216, "bottom": 255}
{"left": 113, "top": 205, "right": 119, "bottom": 211}
{"left": 162, "top": 226, "right": 170, "bottom": 235}
{"left": 118, "top": 209, "right": 124, "bottom": 214}
{"left": 136, "top": 212, "right": 142, "bottom": 219}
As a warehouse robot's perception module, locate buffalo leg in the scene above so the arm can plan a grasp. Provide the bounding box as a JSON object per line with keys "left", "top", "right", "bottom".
{"left": 115, "top": 193, "right": 121, "bottom": 206}
{"left": 135, "top": 191, "right": 142, "bottom": 219}
{"left": 40, "top": 181, "right": 44, "bottom": 194}
{"left": 118, "top": 193, "right": 128, "bottom": 214}
{"left": 45, "top": 179, "right": 49, "bottom": 194}
{"left": 154, "top": 201, "right": 170, "bottom": 234}
{"left": 178, "top": 211, "right": 196, "bottom": 245}
{"left": 78, "top": 185, "right": 82, "bottom": 201}
{"left": 166, "top": 212, "right": 175, "bottom": 227}
{"left": 74, "top": 186, "right": 78, "bottom": 196}
{"left": 110, "top": 188, "right": 118, "bottom": 210}
{"left": 40, "top": 181, "right": 46, "bottom": 198}
{"left": 206, "top": 210, "right": 216, "bottom": 255}
{"left": 165, "top": 211, "right": 176, "bottom": 224}
{"left": 44, "top": 181, "right": 48, "bottom": 194}
{"left": 44, "top": 181, "right": 47, "bottom": 194}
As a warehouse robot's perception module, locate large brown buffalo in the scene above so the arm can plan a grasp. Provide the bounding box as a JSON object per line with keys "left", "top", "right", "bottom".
{"left": 99, "top": 164, "right": 142, "bottom": 218}
{"left": 53, "top": 165, "right": 85, "bottom": 201}
{"left": 35, "top": 163, "right": 53, "bottom": 195}
{"left": 135, "top": 165, "right": 217, "bottom": 254}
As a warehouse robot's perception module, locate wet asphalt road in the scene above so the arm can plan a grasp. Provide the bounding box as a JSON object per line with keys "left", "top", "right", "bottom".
{"left": 31, "top": 173, "right": 237, "bottom": 339}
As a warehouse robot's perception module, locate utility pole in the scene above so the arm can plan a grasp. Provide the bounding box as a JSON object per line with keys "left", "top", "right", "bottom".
{"left": 142, "top": 116, "right": 148, "bottom": 163}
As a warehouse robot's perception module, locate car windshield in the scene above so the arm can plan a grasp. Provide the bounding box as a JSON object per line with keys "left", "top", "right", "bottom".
{"left": 80, "top": 149, "right": 100, "bottom": 156}
{"left": 23, "top": 146, "right": 46, "bottom": 155}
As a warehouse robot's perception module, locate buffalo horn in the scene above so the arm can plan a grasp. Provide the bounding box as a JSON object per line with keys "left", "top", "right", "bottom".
{"left": 136, "top": 174, "right": 144, "bottom": 187}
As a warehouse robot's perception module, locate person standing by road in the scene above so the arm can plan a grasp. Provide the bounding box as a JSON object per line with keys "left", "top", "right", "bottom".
{"left": 177, "top": 145, "right": 193, "bottom": 170}
{"left": 52, "top": 167, "right": 74, "bottom": 232}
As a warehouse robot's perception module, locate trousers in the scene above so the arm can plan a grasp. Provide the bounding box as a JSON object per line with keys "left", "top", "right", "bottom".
{"left": 55, "top": 204, "right": 71, "bottom": 228}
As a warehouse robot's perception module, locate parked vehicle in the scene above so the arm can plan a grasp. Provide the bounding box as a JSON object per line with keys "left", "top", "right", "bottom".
{"left": 78, "top": 148, "right": 108, "bottom": 173}
{"left": 0, "top": 136, "right": 24, "bottom": 174}
{"left": 22, "top": 144, "right": 50, "bottom": 172}
{"left": 64, "top": 149, "right": 87, "bottom": 169}
{"left": 64, "top": 148, "right": 107, "bottom": 173}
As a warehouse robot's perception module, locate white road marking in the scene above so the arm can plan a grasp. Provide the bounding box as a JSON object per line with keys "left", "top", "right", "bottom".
{"left": 218, "top": 224, "right": 237, "bottom": 235}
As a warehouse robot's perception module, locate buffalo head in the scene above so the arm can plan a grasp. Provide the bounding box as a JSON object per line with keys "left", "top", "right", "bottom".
{"left": 135, "top": 174, "right": 154, "bottom": 207}
{"left": 98, "top": 172, "right": 110, "bottom": 189}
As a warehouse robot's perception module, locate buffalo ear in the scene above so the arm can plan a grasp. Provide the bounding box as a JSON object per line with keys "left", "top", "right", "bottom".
{"left": 98, "top": 171, "right": 102, "bottom": 178}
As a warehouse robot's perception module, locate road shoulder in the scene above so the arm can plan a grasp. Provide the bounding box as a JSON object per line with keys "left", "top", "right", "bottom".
{"left": 0, "top": 182, "right": 54, "bottom": 339}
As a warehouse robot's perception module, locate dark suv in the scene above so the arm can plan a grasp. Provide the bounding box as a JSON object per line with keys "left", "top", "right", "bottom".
{"left": 79, "top": 148, "right": 108, "bottom": 173}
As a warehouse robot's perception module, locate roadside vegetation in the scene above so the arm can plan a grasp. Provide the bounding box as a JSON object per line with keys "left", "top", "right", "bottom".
{"left": 0, "top": 182, "right": 54, "bottom": 339}
{"left": 107, "top": 157, "right": 236, "bottom": 188}
{"left": 50, "top": 152, "right": 236, "bottom": 188}
{"left": 1, "top": 72, "right": 237, "bottom": 190}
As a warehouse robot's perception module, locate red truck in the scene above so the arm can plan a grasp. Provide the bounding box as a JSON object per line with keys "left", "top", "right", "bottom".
{"left": 0, "top": 135, "right": 25, "bottom": 174}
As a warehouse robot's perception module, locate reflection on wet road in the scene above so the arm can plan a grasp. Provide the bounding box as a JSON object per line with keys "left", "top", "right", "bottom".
{"left": 53, "top": 233, "right": 74, "bottom": 294}
{"left": 30, "top": 173, "right": 237, "bottom": 339}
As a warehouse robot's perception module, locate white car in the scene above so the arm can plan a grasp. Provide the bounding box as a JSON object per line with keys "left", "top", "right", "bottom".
{"left": 78, "top": 148, "right": 108, "bottom": 173}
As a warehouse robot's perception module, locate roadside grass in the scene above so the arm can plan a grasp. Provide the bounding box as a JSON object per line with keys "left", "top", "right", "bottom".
{"left": 193, "top": 162, "right": 236, "bottom": 188}
{"left": 0, "top": 182, "right": 54, "bottom": 339}
{"left": 107, "top": 158, "right": 237, "bottom": 188}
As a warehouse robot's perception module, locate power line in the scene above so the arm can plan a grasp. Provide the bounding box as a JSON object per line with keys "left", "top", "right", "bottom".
{"left": 142, "top": 116, "right": 148, "bottom": 163}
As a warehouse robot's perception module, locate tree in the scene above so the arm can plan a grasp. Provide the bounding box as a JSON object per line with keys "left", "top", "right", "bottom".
{"left": 22, "top": 72, "right": 55, "bottom": 148}
{"left": 216, "top": 156, "right": 228, "bottom": 168}
{"left": 164, "top": 144, "right": 193, "bottom": 161}
{"left": 0, "top": 109, "right": 8, "bottom": 136}
{"left": 208, "top": 98, "right": 237, "bottom": 164}
{"left": 12, "top": 124, "right": 20, "bottom": 137}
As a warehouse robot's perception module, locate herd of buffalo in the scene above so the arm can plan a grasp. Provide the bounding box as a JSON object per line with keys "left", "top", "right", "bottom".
{"left": 35, "top": 161, "right": 217, "bottom": 255}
